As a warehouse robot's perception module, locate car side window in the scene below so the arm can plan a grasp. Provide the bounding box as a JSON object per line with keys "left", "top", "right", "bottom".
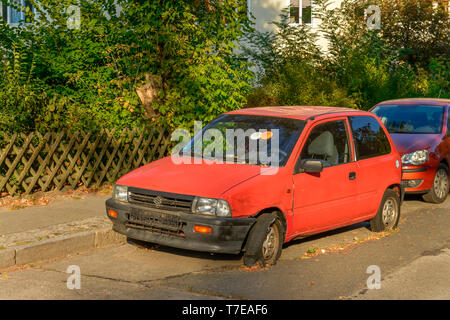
{"left": 299, "top": 120, "right": 350, "bottom": 168}
{"left": 447, "top": 113, "right": 450, "bottom": 137}
{"left": 349, "top": 116, "right": 391, "bottom": 160}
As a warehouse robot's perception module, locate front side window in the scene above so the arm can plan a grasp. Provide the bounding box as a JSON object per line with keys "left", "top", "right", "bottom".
{"left": 290, "top": 0, "right": 312, "bottom": 24}
{"left": 447, "top": 111, "right": 450, "bottom": 137}
{"left": 349, "top": 116, "right": 391, "bottom": 161}
{"left": 372, "top": 104, "right": 445, "bottom": 134}
{"left": 299, "top": 120, "right": 350, "bottom": 167}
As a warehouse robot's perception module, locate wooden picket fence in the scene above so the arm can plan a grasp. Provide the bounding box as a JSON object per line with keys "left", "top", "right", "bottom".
{"left": 0, "top": 125, "right": 172, "bottom": 196}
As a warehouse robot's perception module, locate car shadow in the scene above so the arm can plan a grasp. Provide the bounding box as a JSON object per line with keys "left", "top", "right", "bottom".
{"left": 282, "top": 221, "right": 369, "bottom": 249}
{"left": 126, "top": 222, "right": 370, "bottom": 262}
{"left": 126, "top": 237, "right": 244, "bottom": 262}
{"left": 125, "top": 194, "right": 429, "bottom": 262}
{"left": 404, "top": 194, "right": 424, "bottom": 201}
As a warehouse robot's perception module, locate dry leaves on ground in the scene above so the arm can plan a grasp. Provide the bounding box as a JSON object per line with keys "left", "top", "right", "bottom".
{"left": 0, "top": 184, "right": 113, "bottom": 210}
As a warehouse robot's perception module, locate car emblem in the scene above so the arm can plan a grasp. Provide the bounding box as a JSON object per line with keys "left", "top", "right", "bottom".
{"left": 153, "top": 196, "right": 163, "bottom": 207}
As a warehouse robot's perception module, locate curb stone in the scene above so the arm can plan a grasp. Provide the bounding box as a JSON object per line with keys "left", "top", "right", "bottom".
{"left": 0, "top": 228, "right": 126, "bottom": 270}
{"left": 0, "top": 248, "right": 15, "bottom": 269}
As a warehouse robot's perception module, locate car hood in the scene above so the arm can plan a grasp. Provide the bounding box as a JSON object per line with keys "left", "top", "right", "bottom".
{"left": 116, "top": 156, "right": 271, "bottom": 198}
{"left": 390, "top": 133, "right": 442, "bottom": 155}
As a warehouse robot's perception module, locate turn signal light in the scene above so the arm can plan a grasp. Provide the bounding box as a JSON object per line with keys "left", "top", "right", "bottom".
{"left": 193, "top": 225, "right": 212, "bottom": 234}
{"left": 108, "top": 209, "right": 118, "bottom": 218}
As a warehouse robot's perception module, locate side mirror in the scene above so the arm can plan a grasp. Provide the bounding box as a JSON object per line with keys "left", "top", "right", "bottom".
{"left": 299, "top": 159, "right": 323, "bottom": 173}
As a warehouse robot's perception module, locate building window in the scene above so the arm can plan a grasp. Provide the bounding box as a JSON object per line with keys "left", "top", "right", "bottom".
{"left": 1, "top": 3, "right": 8, "bottom": 22}
{"left": 1, "top": 0, "right": 34, "bottom": 25}
{"left": 290, "top": 0, "right": 312, "bottom": 25}
{"left": 433, "top": 0, "right": 450, "bottom": 13}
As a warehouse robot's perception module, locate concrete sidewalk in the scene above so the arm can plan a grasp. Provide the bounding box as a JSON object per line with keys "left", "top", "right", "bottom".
{"left": 0, "top": 194, "right": 109, "bottom": 235}
{"left": 0, "top": 194, "right": 125, "bottom": 269}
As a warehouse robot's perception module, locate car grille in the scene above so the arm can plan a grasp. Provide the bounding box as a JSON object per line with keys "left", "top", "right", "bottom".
{"left": 128, "top": 189, "right": 194, "bottom": 213}
{"left": 126, "top": 210, "right": 186, "bottom": 238}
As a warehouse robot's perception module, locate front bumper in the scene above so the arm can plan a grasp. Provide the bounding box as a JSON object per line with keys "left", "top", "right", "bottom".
{"left": 106, "top": 198, "right": 255, "bottom": 254}
{"left": 401, "top": 166, "right": 435, "bottom": 193}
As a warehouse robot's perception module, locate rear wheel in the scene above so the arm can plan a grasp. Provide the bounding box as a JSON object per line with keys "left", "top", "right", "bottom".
{"left": 369, "top": 189, "right": 400, "bottom": 232}
{"left": 422, "top": 164, "right": 449, "bottom": 204}
{"left": 243, "top": 213, "right": 284, "bottom": 267}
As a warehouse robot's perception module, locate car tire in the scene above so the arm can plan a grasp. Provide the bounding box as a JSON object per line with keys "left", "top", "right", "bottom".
{"left": 243, "top": 212, "right": 284, "bottom": 267}
{"left": 422, "top": 164, "right": 449, "bottom": 204}
{"left": 369, "top": 189, "right": 401, "bottom": 232}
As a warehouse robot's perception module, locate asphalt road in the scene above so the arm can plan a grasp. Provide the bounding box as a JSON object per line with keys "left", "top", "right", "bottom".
{"left": 0, "top": 195, "right": 449, "bottom": 300}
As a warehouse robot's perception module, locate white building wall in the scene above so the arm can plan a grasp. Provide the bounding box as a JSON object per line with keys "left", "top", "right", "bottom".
{"left": 248, "top": 0, "right": 344, "bottom": 49}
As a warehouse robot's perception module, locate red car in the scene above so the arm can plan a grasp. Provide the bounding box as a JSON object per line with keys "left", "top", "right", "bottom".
{"left": 106, "top": 106, "right": 402, "bottom": 267}
{"left": 371, "top": 98, "right": 450, "bottom": 203}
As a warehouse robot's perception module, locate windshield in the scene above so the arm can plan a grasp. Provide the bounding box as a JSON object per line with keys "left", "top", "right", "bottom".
{"left": 372, "top": 104, "right": 445, "bottom": 134}
{"left": 181, "top": 114, "right": 306, "bottom": 167}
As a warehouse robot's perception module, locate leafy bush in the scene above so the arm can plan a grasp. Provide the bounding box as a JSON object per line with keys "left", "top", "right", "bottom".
{"left": 0, "top": 0, "right": 253, "bottom": 133}
{"left": 377, "top": 0, "right": 449, "bottom": 67}
{"left": 0, "top": 0, "right": 448, "bottom": 134}
{"left": 244, "top": 0, "right": 449, "bottom": 110}
{"left": 243, "top": 8, "right": 355, "bottom": 108}
{"left": 317, "top": 0, "right": 449, "bottom": 107}
{"left": 427, "top": 56, "right": 450, "bottom": 98}
{"left": 0, "top": 43, "right": 47, "bottom": 132}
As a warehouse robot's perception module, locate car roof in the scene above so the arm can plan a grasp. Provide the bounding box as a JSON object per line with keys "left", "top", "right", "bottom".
{"left": 376, "top": 98, "right": 450, "bottom": 106}
{"left": 226, "top": 106, "right": 373, "bottom": 121}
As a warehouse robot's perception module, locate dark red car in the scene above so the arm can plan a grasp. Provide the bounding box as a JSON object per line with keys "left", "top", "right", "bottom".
{"left": 371, "top": 98, "right": 450, "bottom": 203}
{"left": 106, "top": 106, "right": 402, "bottom": 266}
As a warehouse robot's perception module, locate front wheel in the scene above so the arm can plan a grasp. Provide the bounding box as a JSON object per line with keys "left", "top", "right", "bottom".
{"left": 243, "top": 213, "right": 284, "bottom": 267}
{"left": 369, "top": 189, "right": 400, "bottom": 232}
{"left": 422, "top": 164, "right": 449, "bottom": 204}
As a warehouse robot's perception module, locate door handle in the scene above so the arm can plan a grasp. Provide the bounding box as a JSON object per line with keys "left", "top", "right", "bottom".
{"left": 349, "top": 172, "right": 356, "bottom": 180}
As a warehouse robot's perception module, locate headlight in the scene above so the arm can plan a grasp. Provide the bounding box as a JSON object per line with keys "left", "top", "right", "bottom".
{"left": 113, "top": 185, "right": 128, "bottom": 202}
{"left": 401, "top": 150, "right": 429, "bottom": 166}
{"left": 192, "top": 197, "right": 231, "bottom": 217}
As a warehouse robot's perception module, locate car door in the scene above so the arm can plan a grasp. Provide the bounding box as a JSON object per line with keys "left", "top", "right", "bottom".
{"left": 446, "top": 106, "right": 450, "bottom": 161}
{"left": 348, "top": 115, "right": 395, "bottom": 217}
{"left": 292, "top": 118, "right": 359, "bottom": 234}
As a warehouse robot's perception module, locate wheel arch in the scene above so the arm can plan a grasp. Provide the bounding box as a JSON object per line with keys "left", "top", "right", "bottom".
{"left": 387, "top": 183, "right": 402, "bottom": 198}
{"left": 254, "top": 207, "right": 288, "bottom": 233}
{"left": 242, "top": 207, "right": 288, "bottom": 252}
